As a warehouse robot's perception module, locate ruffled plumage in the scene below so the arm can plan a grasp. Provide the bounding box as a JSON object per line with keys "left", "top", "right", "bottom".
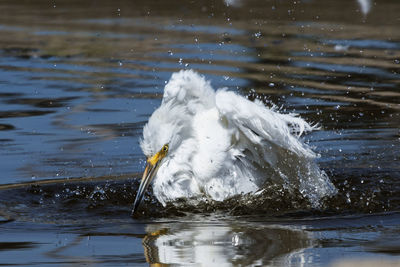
{"left": 140, "top": 70, "right": 336, "bottom": 206}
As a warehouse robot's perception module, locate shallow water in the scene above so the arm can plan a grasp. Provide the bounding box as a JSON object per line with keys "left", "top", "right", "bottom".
{"left": 0, "top": 0, "right": 399, "bottom": 265}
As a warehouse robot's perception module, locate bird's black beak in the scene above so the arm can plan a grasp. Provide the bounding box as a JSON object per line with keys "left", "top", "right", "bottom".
{"left": 131, "top": 161, "right": 159, "bottom": 216}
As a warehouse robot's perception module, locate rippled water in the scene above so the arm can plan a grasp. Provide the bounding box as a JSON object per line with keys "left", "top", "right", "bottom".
{"left": 0, "top": 0, "right": 399, "bottom": 265}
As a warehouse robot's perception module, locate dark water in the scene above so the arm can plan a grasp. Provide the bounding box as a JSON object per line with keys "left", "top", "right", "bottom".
{"left": 0, "top": 0, "right": 399, "bottom": 265}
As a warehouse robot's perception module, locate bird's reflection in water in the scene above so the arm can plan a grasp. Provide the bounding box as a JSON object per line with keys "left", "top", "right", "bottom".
{"left": 142, "top": 220, "right": 313, "bottom": 266}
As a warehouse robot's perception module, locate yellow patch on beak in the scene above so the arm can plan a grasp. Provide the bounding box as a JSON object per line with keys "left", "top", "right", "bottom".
{"left": 147, "top": 144, "right": 169, "bottom": 166}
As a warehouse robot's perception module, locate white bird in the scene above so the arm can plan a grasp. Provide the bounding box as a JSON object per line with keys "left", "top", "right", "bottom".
{"left": 132, "top": 70, "right": 336, "bottom": 214}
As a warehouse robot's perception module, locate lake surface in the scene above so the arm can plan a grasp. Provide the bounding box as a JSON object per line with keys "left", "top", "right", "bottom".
{"left": 0, "top": 0, "right": 399, "bottom": 265}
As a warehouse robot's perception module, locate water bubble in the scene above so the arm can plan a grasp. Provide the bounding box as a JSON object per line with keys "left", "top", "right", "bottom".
{"left": 89, "top": 186, "right": 108, "bottom": 202}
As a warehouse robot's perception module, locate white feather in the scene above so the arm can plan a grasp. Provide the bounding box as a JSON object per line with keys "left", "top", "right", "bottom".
{"left": 140, "top": 70, "right": 336, "bottom": 207}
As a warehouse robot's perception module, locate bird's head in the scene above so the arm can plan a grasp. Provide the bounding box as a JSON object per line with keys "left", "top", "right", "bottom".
{"left": 132, "top": 102, "right": 189, "bottom": 215}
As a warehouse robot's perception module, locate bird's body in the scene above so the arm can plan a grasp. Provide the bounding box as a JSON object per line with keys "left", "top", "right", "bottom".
{"left": 133, "top": 70, "right": 336, "bottom": 213}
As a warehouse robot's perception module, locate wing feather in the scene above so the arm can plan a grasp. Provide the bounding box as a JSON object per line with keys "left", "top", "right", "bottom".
{"left": 216, "top": 90, "right": 316, "bottom": 158}
{"left": 216, "top": 90, "right": 336, "bottom": 206}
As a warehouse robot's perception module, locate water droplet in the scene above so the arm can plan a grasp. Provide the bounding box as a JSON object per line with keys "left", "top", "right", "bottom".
{"left": 232, "top": 234, "right": 240, "bottom": 246}
{"left": 334, "top": 44, "right": 349, "bottom": 51}
{"left": 346, "top": 192, "right": 351, "bottom": 203}
{"left": 254, "top": 31, "right": 261, "bottom": 38}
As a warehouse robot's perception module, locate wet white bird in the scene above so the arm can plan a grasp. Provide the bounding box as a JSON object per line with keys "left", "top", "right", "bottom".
{"left": 132, "top": 70, "right": 336, "bottom": 214}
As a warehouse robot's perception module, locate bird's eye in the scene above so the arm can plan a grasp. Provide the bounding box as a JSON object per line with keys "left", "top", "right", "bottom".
{"left": 162, "top": 144, "right": 169, "bottom": 152}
